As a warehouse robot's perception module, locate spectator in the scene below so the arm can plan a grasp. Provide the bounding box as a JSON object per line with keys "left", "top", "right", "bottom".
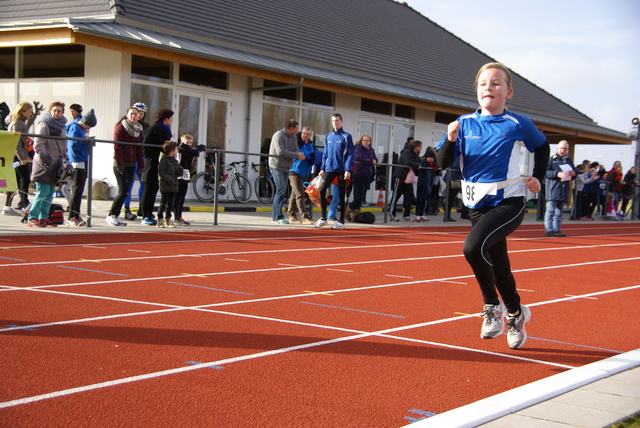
{"left": 346, "top": 133, "right": 378, "bottom": 222}
{"left": 157, "top": 140, "right": 183, "bottom": 228}
{"left": 269, "top": 119, "right": 304, "bottom": 224}
{"left": 436, "top": 62, "right": 549, "bottom": 349}
{"left": 415, "top": 148, "right": 437, "bottom": 222}
{"left": 544, "top": 140, "right": 575, "bottom": 237}
{"left": 606, "top": 161, "right": 623, "bottom": 209}
{"left": 580, "top": 161, "right": 599, "bottom": 220}
{"left": 620, "top": 166, "right": 636, "bottom": 217}
{"left": 106, "top": 107, "right": 144, "bottom": 226}
{"left": 443, "top": 158, "right": 463, "bottom": 222}
{"left": 389, "top": 139, "right": 422, "bottom": 221}
{"left": 140, "top": 109, "right": 174, "bottom": 225}
{"left": 6, "top": 102, "right": 35, "bottom": 214}
{"left": 27, "top": 101, "right": 68, "bottom": 227}
{"left": 68, "top": 104, "right": 82, "bottom": 122}
{"left": 287, "top": 126, "right": 316, "bottom": 224}
{"left": 65, "top": 108, "right": 97, "bottom": 226}
{"left": 314, "top": 113, "right": 354, "bottom": 230}
{"left": 174, "top": 134, "right": 204, "bottom": 225}
{"left": 125, "top": 102, "right": 149, "bottom": 219}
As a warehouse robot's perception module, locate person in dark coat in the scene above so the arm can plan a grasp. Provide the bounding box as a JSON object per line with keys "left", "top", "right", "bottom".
{"left": 389, "top": 139, "right": 422, "bottom": 221}
{"left": 157, "top": 140, "right": 183, "bottom": 228}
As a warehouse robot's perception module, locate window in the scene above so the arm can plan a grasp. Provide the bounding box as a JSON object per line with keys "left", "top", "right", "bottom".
{"left": 435, "top": 111, "right": 458, "bottom": 124}
{"left": 0, "top": 48, "right": 15, "bottom": 78}
{"left": 179, "top": 64, "right": 228, "bottom": 90}
{"left": 130, "top": 83, "right": 172, "bottom": 120}
{"left": 262, "top": 80, "right": 298, "bottom": 102}
{"left": 361, "top": 98, "right": 392, "bottom": 116}
{"left": 21, "top": 45, "right": 84, "bottom": 78}
{"left": 131, "top": 55, "right": 172, "bottom": 84}
{"left": 395, "top": 103, "right": 415, "bottom": 120}
{"left": 302, "top": 87, "right": 333, "bottom": 108}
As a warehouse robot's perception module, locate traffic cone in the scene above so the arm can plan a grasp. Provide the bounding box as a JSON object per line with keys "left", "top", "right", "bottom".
{"left": 376, "top": 188, "right": 385, "bottom": 206}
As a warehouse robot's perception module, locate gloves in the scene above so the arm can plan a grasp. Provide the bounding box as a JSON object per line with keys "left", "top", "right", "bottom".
{"left": 196, "top": 144, "right": 206, "bottom": 153}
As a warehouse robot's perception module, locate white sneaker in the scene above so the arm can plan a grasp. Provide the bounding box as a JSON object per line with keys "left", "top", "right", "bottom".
{"left": 3, "top": 207, "right": 21, "bottom": 216}
{"left": 507, "top": 305, "right": 531, "bottom": 349}
{"left": 331, "top": 222, "right": 346, "bottom": 230}
{"left": 115, "top": 216, "right": 127, "bottom": 226}
{"left": 480, "top": 303, "right": 505, "bottom": 339}
{"left": 390, "top": 215, "right": 399, "bottom": 222}
{"left": 105, "top": 215, "right": 124, "bottom": 226}
{"left": 314, "top": 219, "right": 328, "bottom": 228}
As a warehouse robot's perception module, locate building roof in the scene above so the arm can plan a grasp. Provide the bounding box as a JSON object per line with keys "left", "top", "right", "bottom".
{"left": 0, "top": 0, "right": 629, "bottom": 144}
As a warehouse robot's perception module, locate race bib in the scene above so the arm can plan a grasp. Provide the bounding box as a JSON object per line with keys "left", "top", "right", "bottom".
{"left": 179, "top": 169, "right": 191, "bottom": 180}
{"left": 462, "top": 180, "right": 498, "bottom": 206}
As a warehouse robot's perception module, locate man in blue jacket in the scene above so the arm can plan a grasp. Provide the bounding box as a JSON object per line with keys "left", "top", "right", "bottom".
{"left": 66, "top": 109, "right": 97, "bottom": 226}
{"left": 315, "top": 113, "right": 354, "bottom": 229}
{"left": 544, "top": 140, "right": 575, "bottom": 237}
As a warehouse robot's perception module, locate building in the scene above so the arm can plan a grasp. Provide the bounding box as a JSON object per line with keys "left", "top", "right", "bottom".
{"left": 0, "top": 0, "right": 630, "bottom": 201}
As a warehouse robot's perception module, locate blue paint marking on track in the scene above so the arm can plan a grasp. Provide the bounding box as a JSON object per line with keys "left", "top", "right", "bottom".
{"left": 300, "top": 301, "right": 405, "bottom": 318}
{"left": 405, "top": 409, "right": 436, "bottom": 423}
{"left": 0, "top": 256, "right": 25, "bottom": 261}
{"left": 528, "top": 336, "right": 623, "bottom": 354}
{"left": 5, "top": 325, "right": 37, "bottom": 331}
{"left": 56, "top": 265, "right": 129, "bottom": 277}
{"left": 185, "top": 360, "right": 224, "bottom": 370}
{"left": 167, "top": 281, "right": 253, "bottom": 295}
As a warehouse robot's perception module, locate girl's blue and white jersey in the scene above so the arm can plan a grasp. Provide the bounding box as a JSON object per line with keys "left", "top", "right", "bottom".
{"left": 437, "top": 109, "right": 546, "bottom": 209}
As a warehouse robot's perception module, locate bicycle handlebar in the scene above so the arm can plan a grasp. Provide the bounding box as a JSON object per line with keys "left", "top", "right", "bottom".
{"left": 229, "top": 160, "right": 247, "bottom": 168}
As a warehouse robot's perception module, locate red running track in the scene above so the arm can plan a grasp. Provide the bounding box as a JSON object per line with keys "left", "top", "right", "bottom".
{"left": 1, "top": 223, "right": 639, "bottom": 426}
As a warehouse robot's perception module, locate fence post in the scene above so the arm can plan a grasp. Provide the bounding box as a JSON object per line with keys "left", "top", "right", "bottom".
{"left": 86, "top": 137, "right": 95, "bottom": 227}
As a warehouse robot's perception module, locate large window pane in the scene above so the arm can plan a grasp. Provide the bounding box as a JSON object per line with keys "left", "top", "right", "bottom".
{"left": 130, "top": 83, "right": 173, "bottom": 122}
{"left": 361, "top": 98, "right": 392, "bottom": 116}
{"left": 22, "top": 45, "right": 84, "bottom": 78}
{"left": 301, "top": 109, "right": 333, "bottom": 147}
{"left": 302, "top": 87, "right": 333, "bottom": 108}
{"left": 178, "top": 95, "right": 201, "bottom": 142}
{"left": 262, "top": 80, "right": 298, "bottom": 103}
{"left": 261, "top": 103, "right": 298, "bottom": 155}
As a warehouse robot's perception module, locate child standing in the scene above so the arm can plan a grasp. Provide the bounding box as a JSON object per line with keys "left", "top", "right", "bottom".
{"left": 436, "top": 62, "right": 550, "bottom": 349}
{"left": 174, "top": 134, "right": 204, "bottom": 225}
{"left": 157, "top": 141, "right": 183, "bottom": 228}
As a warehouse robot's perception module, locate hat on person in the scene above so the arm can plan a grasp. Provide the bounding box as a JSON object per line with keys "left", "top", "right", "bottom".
{"left": 69, "top": 104, "right": 83, "bottom": 114}
{"left": 79, "top": 108, "right": 97, "bottom": 127}
{"left": 425, "top": 150, "right": 436, "bottom": 158}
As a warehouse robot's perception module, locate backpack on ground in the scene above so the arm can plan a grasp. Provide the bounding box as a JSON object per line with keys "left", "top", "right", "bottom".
{"left": 354, "top": 212, "right": 375, "bottom": 224}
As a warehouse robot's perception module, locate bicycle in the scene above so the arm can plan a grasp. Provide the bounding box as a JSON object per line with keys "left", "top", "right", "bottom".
{"left": 251, "top": 160, "right": 275, "bottom": 204}
{"left": 193, "top": 159, "right": 252, "bottom": 204}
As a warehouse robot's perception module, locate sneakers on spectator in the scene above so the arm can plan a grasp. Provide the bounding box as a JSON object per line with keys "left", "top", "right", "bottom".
{"left": 115, "top": 216, "right": 127, "bottom": 226}
{"left": 288, "top": 215, "right": 302, "bottom": 223}
{"left": 302, "top": 216, "right": 314, "bottom": 224}
{"left": 480, "top": 303, "right": 505, "bottom": 339}
{"left": 43, "top": 218, "right": 58, "bottom": 227}
{"left": 65, "top": 217, "right": 86, "bottom": 227}
{"left": 361, "top": 201, "right": 369, "bottom": 207}
{"left": 327, "top": 218, "right": 338, "bottom": 223}
{"left": 141, "top": 217, "right": 156, "bottom": 226}
{"left": 27, "top": 218, "right": 45, "bottom": 228}
{"left": 390, "top": 215, "right": 399, "bottom": 222}
{"left": 403, "top": 216, "right": 412, "bottom": 222}
{"left": 175, "top": 218, "right": 190, "bottom": 226}
{"left": 157, "top": 219, "right": 165, "bottom": 228}
{"left": 124, "top": 210, "right": 137, "bottom": 220}
{"left": 106, "top": 215, "right": 123, "bottom": 226}
{"left": 3, "top": 207, "right": 21, "bottom": 216}
{"left": 165, "top": 219, "right": 176, "bottom": 228}
{"left": 506, "top": 305, "right": 531, "bottom": 349}
{"left": 314, "top": 219, "right": 328, "bottom": 228}
{"left": 331, "top": 221, "right": 346, "bottom": 230}
{"left": 272, "top": 218, "right": 289, "bottom": 224}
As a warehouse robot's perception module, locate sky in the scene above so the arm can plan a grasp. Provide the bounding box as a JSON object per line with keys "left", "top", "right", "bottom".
{"left": 403, "top": 0, "right": 640, "bottom": 170}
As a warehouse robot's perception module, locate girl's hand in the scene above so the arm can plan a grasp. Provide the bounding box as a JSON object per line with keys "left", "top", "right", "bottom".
{"left": 447, "top": 121, "right": 460, "bottom": 142}
{"left": 525, "top": 176, "right": 541, "bottom": 193}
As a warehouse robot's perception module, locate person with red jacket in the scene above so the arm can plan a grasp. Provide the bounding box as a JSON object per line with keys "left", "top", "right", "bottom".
{"left": 106, "top": 106, "right": 145, "bottom": 226}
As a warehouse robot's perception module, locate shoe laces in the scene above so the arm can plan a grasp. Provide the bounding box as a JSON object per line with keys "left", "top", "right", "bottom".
{"left": 481, "top": 305, "right": 500, "bottom": 323}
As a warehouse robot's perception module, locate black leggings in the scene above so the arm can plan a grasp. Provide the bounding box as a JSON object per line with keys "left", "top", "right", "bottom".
{"left": 464, "top": 197, "right": 526, "bottom": 314}
{"left": 320, "top": 172, "right": 346, "bottom": 223}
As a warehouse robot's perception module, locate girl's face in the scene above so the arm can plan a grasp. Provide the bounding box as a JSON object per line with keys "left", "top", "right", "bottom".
{"left": 127, "top": 108, "right": 139, "bottom": 123}
{"left": 164, "top": 116, "right": 174, "bottom": 127}
{"left": 22, "top": 108, "right": 34, "bottom": 120}
{"left": 476, "top": 67, "right": 513, "bottom": 115}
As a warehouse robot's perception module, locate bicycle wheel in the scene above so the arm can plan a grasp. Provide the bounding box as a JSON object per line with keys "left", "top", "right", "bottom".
{"left": 230, "top": 174, "right": 251, "bottom": 204}
{"left": 255, "top": 175, "right": 275, "bottom": 204}
{"left": 193, "top": 172, "right": 216, "bottom": 202}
